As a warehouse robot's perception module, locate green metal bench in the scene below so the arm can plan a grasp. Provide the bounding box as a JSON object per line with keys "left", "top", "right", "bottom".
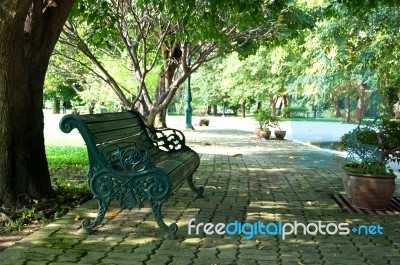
{"left": 59, "top": 110, "right": 204, "bottom": 237}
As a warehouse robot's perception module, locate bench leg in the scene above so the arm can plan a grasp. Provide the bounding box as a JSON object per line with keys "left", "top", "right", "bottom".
{"left": 187, "top": 173, "right": 204, "bottom": 198}
{"left": 150, "top": 200, "right": 178, "bottom": 239}
{"left": 81, "top": 198, "right": 109, "bottom": 231}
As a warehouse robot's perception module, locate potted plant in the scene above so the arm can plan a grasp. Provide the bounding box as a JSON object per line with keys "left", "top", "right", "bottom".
{"left": 340, "top": 117, "right": 400, "bottom": 210}
{"left": 197, "top": 117, "right": 210, "bottom": 126}
{"left": 253, "top": 109, "right": 272, "bottom": 139}
{"left": 270, "top": 116, "right": 286, "bottom": 140}
{"left": 194, "top": 110, "right": 210, "bottom": 126}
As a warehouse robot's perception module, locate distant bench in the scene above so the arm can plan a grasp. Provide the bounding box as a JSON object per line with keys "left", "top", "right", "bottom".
{"left": 59, "top": 110, "right": 204, "bottom": 237}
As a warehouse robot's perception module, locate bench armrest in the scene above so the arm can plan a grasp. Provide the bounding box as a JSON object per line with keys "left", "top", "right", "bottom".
{"left": 148, "top": 127, "right": 186, "bottom": 151}
{"left": 91, "top": 141, "right": 172, "bottom": 206}
{"left": 98, "top": 141, "right": 155, "bottom": 173}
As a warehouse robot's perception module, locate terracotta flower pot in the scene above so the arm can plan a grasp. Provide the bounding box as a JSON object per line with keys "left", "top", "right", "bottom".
{"left": 255, "top": 128, "right": 271, "bottom": 139}
{"left": 195, "top": 119, "right": 209, "bottom": 126}
{"left": 342, "top": 174, "right": 351, "bottom": 199}
{"left": 347, "top": 172, "right": 396, "bottom": 210}
{"left": 342, "top": 164, "right": 360, "bottom": 199}
{"left": 274, "top": 130, "right": 286, "bottom": 140}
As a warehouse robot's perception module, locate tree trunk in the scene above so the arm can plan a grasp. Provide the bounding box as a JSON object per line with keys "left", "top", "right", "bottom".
{"left": 385, "top": 100, "right": 395, "bottom": 118}
{"left": 283, "top": 95, "right": 289, "bottom": 108}
{"left": 241, "top": 101, "right": 246, "bottom": 118}
{"left": 335, "top": 99, "right": 341, "bottom": 118}
{"left": 154, "top": 109, "right": 167, "bottom": 128}
{"left": 87, "top": 100, "right": 96, "bottom": 114}
{"left": 355, "top": 83, "right": 366, "bottom": 122}
{"left": 345, "top": 95, "right": 351, "bottom": 123}
{"left": 277, "top": 99, "right": 283, "bottom": 116}
{"left": 232, "top": 107, "right": 237, "bottom": 116}
{"left": 269, "top": 94, "right": 277, "bottom": 117}
{"left": 52, "top": 95, "right": 60, "bottom": 114}
{"left": 139, "top": 42, "right": 184, "bottom": 128}
{"left": 257, "top": 102, "right": 262, "bottom": 112}
{"left": 213, "top": 104, "right": 218, "bottom": 116}
{"left": 207, "top": 105, "right": 211, "bottom": 115}
{"left": 0, "top": 0, "right": 75, "bottom": 206}
{"left": 135, "top": 94, "right": 150, "bottom": 117}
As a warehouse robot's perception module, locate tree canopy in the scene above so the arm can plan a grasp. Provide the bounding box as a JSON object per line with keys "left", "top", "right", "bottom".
{"left": 52, "top": 0, "right": 313, "bottom": 126}
{"left": 188, "top": 1, "right": 400, "bottom": 121}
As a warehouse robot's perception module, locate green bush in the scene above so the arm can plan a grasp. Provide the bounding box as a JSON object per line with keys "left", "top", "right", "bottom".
{"left": 282, "top": 105, "right": 308, "bottom": 117}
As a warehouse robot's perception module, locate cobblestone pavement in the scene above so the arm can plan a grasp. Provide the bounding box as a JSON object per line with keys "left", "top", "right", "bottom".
{"left": 1, "top": 127, "right": 399, "bottom": 265}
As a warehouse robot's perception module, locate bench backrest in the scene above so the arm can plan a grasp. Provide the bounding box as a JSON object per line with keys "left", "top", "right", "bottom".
{"left": 76, "top": 111, "right": 150, "bottom": 145}
{"left": 60, "top": 110, "right": 158, "bottom": 170}
{"left": 61, "top": 110, "right": 154, "bottom": 144}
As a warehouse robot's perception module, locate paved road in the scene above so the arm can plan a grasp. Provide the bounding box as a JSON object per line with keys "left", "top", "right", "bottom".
{"left": 0, "top": 114, "right": 398, "bottom": 264}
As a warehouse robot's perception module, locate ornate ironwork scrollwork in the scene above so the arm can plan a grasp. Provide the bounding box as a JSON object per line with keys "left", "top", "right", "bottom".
{"left": 89, "top": 168, "right": 171, "bottom": 210}
{"left": 148, "top": 128, "right": 186, "bottom": 151}
{"left": 83, "top": 168, "right": 172, "bottom": 231}
{"left": 99, "top": 142, "right": 153, "bottom": 172}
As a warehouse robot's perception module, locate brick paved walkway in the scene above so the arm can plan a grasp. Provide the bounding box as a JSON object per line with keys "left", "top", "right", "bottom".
{"left": 1, "top": 127, "right": 399, "bottom": 265}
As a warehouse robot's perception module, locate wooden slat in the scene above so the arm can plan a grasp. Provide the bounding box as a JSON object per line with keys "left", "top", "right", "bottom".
{"left": 390, "top": 197, "right": 400, "bottom": 208}
{"left": 86, "top": 118, "right": 142, "bottom": 133}
{"left": 363, "top": 208, "right": 377, "bottom": 216}
{"left": 77, "top": 111, "right": 149, "bottom": 144}
{"left": 80, "top": 112, "right": 137, "bottom": 124}
{"left": 93, "top": 126, "right": 148, "bottom": 143}
{"left": 331, "top": 194, "right": 400, "bottom": 215}
{"left": 154, "top": 150, "right": 196, "bottom": 174}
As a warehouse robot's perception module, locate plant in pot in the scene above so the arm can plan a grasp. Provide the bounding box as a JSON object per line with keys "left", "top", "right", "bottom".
{"left": 340, "top": 117, "right": 400, "bottom": 210}
{"left": 194, "top": 110, "right": 210, "bottom": 126}
{"left": 198, "top": 117, "right": 210, "bottom": 126}
{"left": 254, "top": 109, "right": 272, "bottom": 139}
{"left": 270, "top": 116, "right": 286, "bottom": 140}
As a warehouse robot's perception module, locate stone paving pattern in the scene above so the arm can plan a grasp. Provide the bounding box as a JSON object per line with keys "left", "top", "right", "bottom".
{"left": 0, "top": 128, "right": 399, "bottom": 265}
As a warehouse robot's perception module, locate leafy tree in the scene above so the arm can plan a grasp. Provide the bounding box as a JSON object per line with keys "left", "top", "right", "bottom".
{"left": 192, "top": 40, "right": 306, "bottom": 118}
{"left": 286, "top": 2, "right": 399, "bottom": 122}
{"left": 47, "top": 41, "right": 139, "bottom": 113}
{"left": 316, "top": 1, "right": 400, "bottom": 121}
{"left": 191, "top": 57, "right": 225, "bottom": 115}
{"left": 44, "top": 68, "right": 80, "bottom": 114}
{"left": 0, "top": 0, "right": 75, "bottom": 206}
{"left": 59, "top": 0, "right": 311, "bottom": 127}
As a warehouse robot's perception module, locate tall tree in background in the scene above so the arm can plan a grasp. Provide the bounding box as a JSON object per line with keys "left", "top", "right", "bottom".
{"left": 0, "top": 1, "right": 75, "bottom": 206}
{"left": 60, "top": 0, "right": 310, "bottom": 127}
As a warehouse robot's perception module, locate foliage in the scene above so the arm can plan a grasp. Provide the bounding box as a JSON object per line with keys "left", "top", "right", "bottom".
{"left": 253, "top": 109, "right": 280, "bottom": 130}
{"left": 343, "top": 162, "right": 388, "bottom": 175}
{"left": 192, "top": 40, "right": 307, "bottom": 116}
{"left": 282, "top": 105, "right": 308, "bottom": 117}
{"left": 43, "top": 80, "right": 78, "bottom": 102}
{"left": 284, "top": 2, "right": 400, "bottom": 121}
{"left": 340, "top": 117, "right": 400, "bottom": 174}
{"left": 44, "top": 1, "right": 400, "bottom": 121}
{"left": 254, "top": 109, "right": 271, "bottom": 129}
{"left": 58, "top": 0, "right": 314, "bottom": 126}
